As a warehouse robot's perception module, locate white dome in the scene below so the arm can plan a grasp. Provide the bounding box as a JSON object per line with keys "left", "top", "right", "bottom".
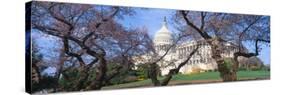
{"left": 154, "top": 18, "right": 173, "bottom": 45}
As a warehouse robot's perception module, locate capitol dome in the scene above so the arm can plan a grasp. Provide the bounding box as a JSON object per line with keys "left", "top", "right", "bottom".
{"left": 154, "top": 17, "right": 173, "bottom": 45}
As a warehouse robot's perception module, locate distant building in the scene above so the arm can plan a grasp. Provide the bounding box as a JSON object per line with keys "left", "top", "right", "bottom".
{"left": 133, "top": 18, "right": 239, "bottom": 75}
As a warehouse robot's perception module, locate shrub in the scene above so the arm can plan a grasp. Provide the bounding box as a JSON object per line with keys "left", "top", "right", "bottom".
{"left": 221, "top": 58, "right": 237, "bottom": 72}
{"left": 190, "top": 67, "right": 203, "bottom": 74}
{"left": 135, "top": 64, "right": 150, "bottom": 80}
{"left": 238, "top": 67, "right": 247, "bottom": 71}
{"left": 124, "top": 76, "right": 138, "bottom": 82}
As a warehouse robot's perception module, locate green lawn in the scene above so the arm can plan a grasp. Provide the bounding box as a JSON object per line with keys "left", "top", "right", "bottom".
{"left": 171, "top": 70, "right": 270, "bottom": 81}
{"left": 102, "top": 70, "right": 270, "bottom": 90}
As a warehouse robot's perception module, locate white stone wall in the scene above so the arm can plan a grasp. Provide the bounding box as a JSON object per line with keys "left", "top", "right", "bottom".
{"left": 133, "top": 40, "right": 238, "bottom": 75}
{"left": 133, "top": 19, "right": 239, "bottom": 75}
{"left": 153, "top": 40, "right": 239, "bottom": 75}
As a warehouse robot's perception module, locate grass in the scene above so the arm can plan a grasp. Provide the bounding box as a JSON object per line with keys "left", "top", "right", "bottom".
{"left": 171, "top": 70, "right": 270, "bottom": 81}
{"left": 171, "top": 72, "right": 220, "bottom": 81}
{"left": 236, "top": 70, "right": 270, "bottom": 80}
{"left": 102, "top": 70, "right": 270, "bottom": 90}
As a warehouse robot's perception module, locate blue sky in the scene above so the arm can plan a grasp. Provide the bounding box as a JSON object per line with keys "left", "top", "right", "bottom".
{"left": 34, "top": 7, "right": 270, "bottom": 67}
{"left": 258, "top": 46, "right": 270, "bottom": 64}
{"left": 117, "top": 8, "right": 270, "bottom": 64}
{"left": 116, "top": 8, "right": 177, "bottom": 37}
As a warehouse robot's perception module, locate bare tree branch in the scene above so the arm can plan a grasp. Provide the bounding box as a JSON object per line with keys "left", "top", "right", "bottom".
{"left": 180, "top": 11, "right": 212, "bottom": 39}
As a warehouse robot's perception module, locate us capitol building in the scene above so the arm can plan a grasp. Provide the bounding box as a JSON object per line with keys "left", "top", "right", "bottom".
{"left": 133, "top": 18, "right": 238, "bottom": 75}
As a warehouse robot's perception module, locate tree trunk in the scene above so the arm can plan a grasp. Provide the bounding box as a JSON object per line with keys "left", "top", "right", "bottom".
{"left": 86, "top": 57, "right": 107, "bottom": 90}
{"left": 217, "top": 62, "right": 237, "bottom": 81}
{"left": 75, "top": 66, "right": 90, "bottom": 90}
{"left": 149, "top": 63, "right": 161, "bottom": 86}
{"left": 161, "top": 72, "right": 173, "bottom": 86}
{"left": 209, "top": 39, "right": 237, "bottom": 81}
{"left": 219, "top": 69, "right": 237, "bottom": 82}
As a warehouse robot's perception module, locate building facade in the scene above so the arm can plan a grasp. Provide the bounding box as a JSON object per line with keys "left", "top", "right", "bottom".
{"left": 134, "top": 18, "right": 238, "bottom": 75}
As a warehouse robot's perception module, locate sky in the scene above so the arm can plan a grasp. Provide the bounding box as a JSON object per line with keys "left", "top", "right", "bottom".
{"left": 33, "top": 7, "right": 270, "bottom": 74}
{"left": 116, "top": 8, "right": 270, "bottom": 64}
{"left": 116, "top": 8, "right": 177, "bottom": 37}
